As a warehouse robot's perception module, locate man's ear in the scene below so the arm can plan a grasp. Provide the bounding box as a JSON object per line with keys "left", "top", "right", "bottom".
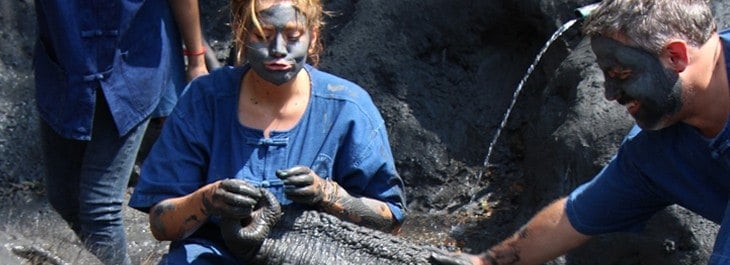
{"left": 665, "top": 40, "right": 689, "bottom": 72}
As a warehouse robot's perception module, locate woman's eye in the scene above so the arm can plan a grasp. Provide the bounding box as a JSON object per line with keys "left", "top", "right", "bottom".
{"left": 286, "top": 30, "right": 303, "bottom": 41}
{"left": 253, "top": 30, "right": 273, "bottom": 41}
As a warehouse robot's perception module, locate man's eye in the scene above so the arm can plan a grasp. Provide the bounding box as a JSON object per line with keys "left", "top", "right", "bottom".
{"left": 616, "top": 70, "right": 632, "bottom": 80}
{"left": 605, "top": 67, "right": 632, "bottom": 80}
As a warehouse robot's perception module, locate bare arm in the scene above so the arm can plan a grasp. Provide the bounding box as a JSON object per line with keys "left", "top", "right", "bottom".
{"left": 149, "top": 183, "right": 212, "bottom": 241}
{"left": 322, "top": 186, "right": 401, "bottom": 234}
{"left": 474, "top": 197, "right": 591, "bottom": 265}
{"left": 168, "top": 0, "right": 208, "bottom": 81}
{"left": 149, "top": 179, "right": 261, "bottom": 241}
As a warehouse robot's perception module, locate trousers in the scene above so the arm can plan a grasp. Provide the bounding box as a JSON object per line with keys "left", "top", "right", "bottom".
{"left": 40, "top": 92, "right": 148, "bottom": 265}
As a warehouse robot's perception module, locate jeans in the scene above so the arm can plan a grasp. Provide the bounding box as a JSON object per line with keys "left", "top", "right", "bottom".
{"left": 40, "top": 94, "right": 148, "bottom": 265}
{"left": 159, "top": 237, "right": 243, "bottom": 265}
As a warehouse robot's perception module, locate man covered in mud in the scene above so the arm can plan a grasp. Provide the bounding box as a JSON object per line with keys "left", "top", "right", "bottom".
{"left": 431, "top": 0, "right": 730, "bottom": 264}
{"left": 128, "top": 0, "right": 407, "bottom": 263}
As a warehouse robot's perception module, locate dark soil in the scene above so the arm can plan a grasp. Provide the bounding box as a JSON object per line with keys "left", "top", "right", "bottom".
{"left": 1, "top": 1, "right": 727, "bottom": 264}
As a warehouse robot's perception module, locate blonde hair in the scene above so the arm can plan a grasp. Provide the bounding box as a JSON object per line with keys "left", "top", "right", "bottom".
{"left": 582, "top": 0, "right": 716, "bottom": 55}
{"left": 230, "top": 0, "right": 325, "bottom": 66}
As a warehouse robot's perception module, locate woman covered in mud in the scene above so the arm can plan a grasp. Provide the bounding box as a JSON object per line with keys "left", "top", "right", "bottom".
{"left": 128, "top": 0, "right": 407, "bottom": 263}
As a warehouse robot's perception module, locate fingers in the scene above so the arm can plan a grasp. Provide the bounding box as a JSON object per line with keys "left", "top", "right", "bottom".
{"left": 275, "top": 166, "right": 325, "bottom": 205}
{"left": 275, "top": 165, "right": 312, "bottom": 179}
{"left": 220, "top": 179, "right": 262, "bottom": 199}
{"left": 430, "top": 250, "right": 474, "bottom": 265}
{"left": 279, "top": 171, "right": 316, "bottom": 187}
{"left": 429, "top": 252, "right": 475, "bottom": 265}
{"left": 283, "top": 185, "right": 319, "bottom": 202}
{"left": 216, "top": 198, "right": 254, "bottom": 219}
{"left": 214, "top": 179, "right": 262, "bottom": 218}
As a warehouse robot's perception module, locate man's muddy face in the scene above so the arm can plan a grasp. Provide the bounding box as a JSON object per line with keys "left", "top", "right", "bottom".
{"left": 590, "top": 36, "right": 683, "bottom": 130}
{"left": 246, "top": 3, "right": 310, "bottom": 85}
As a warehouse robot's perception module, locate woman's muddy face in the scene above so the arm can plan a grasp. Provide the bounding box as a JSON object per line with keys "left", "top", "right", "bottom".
{"left": 590, "top": 36, "right": 683, "bottom": 130}
{"left": 246, "top": 3, "right": 311, "bottom": 85}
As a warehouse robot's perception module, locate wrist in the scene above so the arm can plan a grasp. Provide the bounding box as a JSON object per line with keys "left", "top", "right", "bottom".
{"left": 186, "top": 58, "right": 207, "bottom": 71}
{"left": 478, "top": 252, "right": 497, "bottom": 265}
{"left": 319, "top": 180, "right": 343, "bottom": 212}
{"left": 183, "top": 45, "right": 206, "bottom": 57}
{"left": 199, "top": 182, "right": 220, "bottom": 215}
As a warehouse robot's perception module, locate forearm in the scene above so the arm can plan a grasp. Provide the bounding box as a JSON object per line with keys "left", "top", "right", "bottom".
{"left": 168, "top": 0, "right": 206, "bottom": 72}
{"left": 322, "top": 185, "right": 400, "bottom": 234}
{"left": 276, "top": 166, "right": 401, "bottom": 233}
{"left": 149, "top": 187, "right": 211, "bottom": 241}
{"left": 477, "top": 197, "right": 590, "bottom": 265}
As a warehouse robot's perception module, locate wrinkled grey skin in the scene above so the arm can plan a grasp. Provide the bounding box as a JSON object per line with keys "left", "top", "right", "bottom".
{"left": 221, "top": 189, "right": 451, "bottom": 265}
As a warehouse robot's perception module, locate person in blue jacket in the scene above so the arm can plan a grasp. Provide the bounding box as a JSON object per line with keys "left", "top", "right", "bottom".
{"left": 128, "top": 0, "right": 407, "bottom": 264}
{"left": 33, "top": 1, "right": 206, "bottom": 264}
{"left": 430, "top": 0, "right": 730, "bottom": 264}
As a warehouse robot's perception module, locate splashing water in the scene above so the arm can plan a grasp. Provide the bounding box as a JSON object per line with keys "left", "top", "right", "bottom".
{"left": 472, "top": 18, "right": 579, "bottom": 199}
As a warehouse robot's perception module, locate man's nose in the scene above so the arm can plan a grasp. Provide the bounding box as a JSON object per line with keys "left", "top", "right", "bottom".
{"left": 604, "top": 82, "right": 622, "bottom": 101}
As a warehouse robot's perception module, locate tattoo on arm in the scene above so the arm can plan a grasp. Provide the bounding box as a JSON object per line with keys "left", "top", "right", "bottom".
{"left": 328, "top": 196, "right": 396, "bottom": 232}
{"left": 484, "top": 251, "right": 499, "bottom": 265}
{"left": 518, "top": 226, "right": 530, "bottom": 239}
{"left": 486, "top": 227, "right": 530, "bottom": 265}
{"left": 201, "top": 196, "right": 213, "bottom": 216}
{"left": 151, "top": 202, "right": 176, "bottom": 238}
{"left": 151, "top": 201, "right": 208, "bottom": 240}
{"left": 489, "top": 246, "right": 520, "bottom": 265}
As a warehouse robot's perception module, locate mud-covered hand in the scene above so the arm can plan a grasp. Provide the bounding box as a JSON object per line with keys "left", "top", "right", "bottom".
{"left": 202, "top": 179, "right": 262, "bottom": 219}
{"left": 430, "top": 251, "right": 483, "bottom": 265}
{"left": 220, "top": 188, "right": 282, "bottom": 263}
{"left": 276, "top": 166, "right": 340, "bottom": 207}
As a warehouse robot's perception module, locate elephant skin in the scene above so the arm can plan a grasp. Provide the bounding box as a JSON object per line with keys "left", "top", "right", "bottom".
{"left": 220, "top": 189, "right": 449, "bottom": 265}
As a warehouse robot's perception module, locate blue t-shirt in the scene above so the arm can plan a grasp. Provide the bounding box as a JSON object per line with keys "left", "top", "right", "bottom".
{"left": 129, "top": 65, "right": 407, "bottom": 225}
{"left": 33, "top": 0, "right": 185, "bottom": 140}
{"left": 566, "top": 29, "right": 730, "bottom": 263}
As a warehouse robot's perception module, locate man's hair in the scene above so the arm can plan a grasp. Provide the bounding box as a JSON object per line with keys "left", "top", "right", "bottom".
{"left": 230, "top": 0, "right": 325, "bottom": 66}
{"left": 582, "top": 0, "right": 716, "bottom": 55}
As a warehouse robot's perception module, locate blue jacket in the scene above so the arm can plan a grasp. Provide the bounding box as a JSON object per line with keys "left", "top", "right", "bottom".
{"left": 33, "top": 0, "right": 184, "bottom": 140}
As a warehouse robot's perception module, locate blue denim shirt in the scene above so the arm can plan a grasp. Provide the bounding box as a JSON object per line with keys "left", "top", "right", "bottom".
{"left": 33, "top": 0, "right": 184, "bottom": 140}
{"left": 129, "top": 65, "right": 407, "bottom": 225}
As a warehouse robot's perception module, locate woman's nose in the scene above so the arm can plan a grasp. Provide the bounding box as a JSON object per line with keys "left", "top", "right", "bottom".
{"left": 269, "top": 33, "right": 287, "bottom": 58}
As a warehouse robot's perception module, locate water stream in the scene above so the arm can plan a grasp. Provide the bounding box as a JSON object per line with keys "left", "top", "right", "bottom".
{"left": 472, "top": 18, "right": 579, "bottom": 200}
